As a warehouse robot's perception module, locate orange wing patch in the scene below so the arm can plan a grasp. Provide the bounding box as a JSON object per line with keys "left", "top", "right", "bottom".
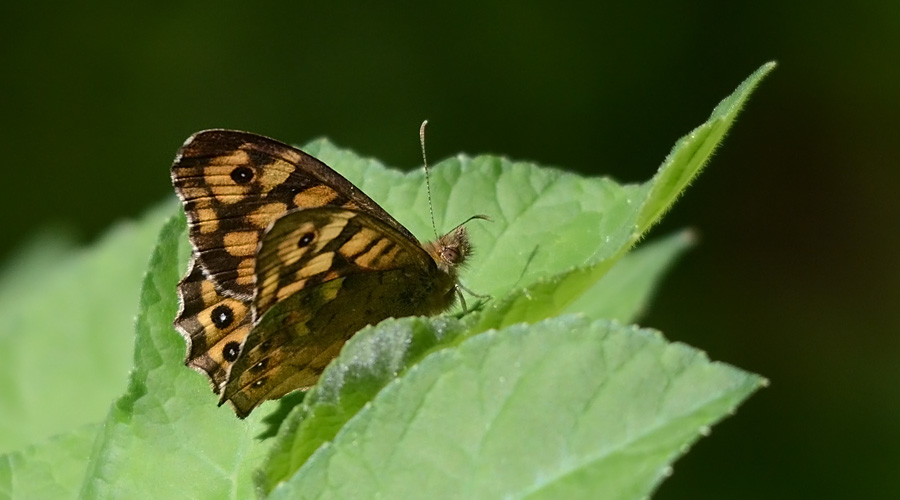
{"left": 294, "top": 184, "right": 339, "bottom": 207}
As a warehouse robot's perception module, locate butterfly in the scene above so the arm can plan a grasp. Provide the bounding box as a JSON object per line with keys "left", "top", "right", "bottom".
{"left": 171, "top": 129, "right": 484, "bottom": 417}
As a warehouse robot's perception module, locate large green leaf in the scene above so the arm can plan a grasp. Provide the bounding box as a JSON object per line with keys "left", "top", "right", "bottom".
{"left": 0, "top": 424, "right": 98, "bottom": 500}
{"left": 258, "top": 63, "right": 774, "bottom": 494}
{"left": 269, "top": 316, "right": 764, "bottom": 500}
{"left": 259, "top": 229, "right": 692, "bottom": 493}
{"left": 0, "top": 62, "right": 773, "bottom": 499}
{"left": 0, "top": 202, "right": 172, "bottom": 454}
{"left": 77, "top": 215, "right": 271, "bottom": 499}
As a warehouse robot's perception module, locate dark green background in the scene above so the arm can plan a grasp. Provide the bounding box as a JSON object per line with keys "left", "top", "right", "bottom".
{"left": 2, "top": 2, "right": 897, "bottom": 498}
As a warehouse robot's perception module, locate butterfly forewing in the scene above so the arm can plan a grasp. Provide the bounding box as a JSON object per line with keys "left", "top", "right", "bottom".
{"left": 219, "top": 208, "right": 458, "bottom": 417}
{"left": 171, "top": 130, "right": 414, "bottom": 299}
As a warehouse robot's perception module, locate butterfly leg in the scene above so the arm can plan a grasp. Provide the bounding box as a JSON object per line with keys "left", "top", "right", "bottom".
{"left": 455, "top": 282, "right": 491, "bottom": 314}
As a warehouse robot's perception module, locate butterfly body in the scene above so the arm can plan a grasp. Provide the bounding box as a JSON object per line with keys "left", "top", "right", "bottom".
{"left": 171, "top": 130, "right": 476, "bottom": 417}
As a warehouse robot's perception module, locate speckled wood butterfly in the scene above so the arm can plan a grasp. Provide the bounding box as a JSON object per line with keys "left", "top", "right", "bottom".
{"left": 171, "top": 129, "right": 483, "bottom": 417}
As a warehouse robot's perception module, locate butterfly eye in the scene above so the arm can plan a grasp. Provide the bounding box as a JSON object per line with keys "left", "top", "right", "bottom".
{"left": 442, "top": 247, "right": 460, "bottom": 264}
{"left": 297, "top": 232, "right": 315, "bottom": 248}
{"left": 210, "top": 304, "right": 235, "bottom": 329}
{"left": 222, "top": 341, "right": 241, "bottom": 362}
{"left": 230, "top": 166, "right": 254, "bottom": 184}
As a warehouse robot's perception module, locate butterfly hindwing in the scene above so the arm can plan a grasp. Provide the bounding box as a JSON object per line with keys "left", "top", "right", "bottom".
{"left": 219, "top": 207, "right": 458, "bottom": 417}
{"left": 253, "top": 206, "right": 434, "bottom": 319}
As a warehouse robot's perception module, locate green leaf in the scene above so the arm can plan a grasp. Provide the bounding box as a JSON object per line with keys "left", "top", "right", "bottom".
{"left": 268, "top": 316, "right": 765, "bottom": 500}
{"left": 0, "top": 227, "right": 76, "bottom": 304}
{"left": 471, "top": 62, "right": 776, "bottom": 331}
{"left": 565, "top": 229, "right": 695, "bottom": 323}
{"left": 259, "top": 230, "right": 691, "bottom": 493}
{"left": 259, "top": 317, "right": 470, "bottom": 493}
{"left": 0, "top": 202, "right": 172, "bottom": 454}
{"left": 306, "top": 141, "right": 646, "bottom": 302}
{"left": 638, "top": 62, "right": 776, "bottom": 231}
{"left": 258, "top": 62, "right": 774, "bottom": 494}
{"left": 0, "top": 62, "right": 772, "bottom": 498}
{"left": 254, "top": 147, "right": 645, "bottom": 492}
{"left": 0, "top": 424, "right": 99, "bottom": 500}
{"left": 77, "top": 214, "right": 272, "bottom": 499}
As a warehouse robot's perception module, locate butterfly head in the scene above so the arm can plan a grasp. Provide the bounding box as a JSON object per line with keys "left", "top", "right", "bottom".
{"left": 425, "top": 214, "right": 490, "bottom": 276}
{"left": 428, "top": 227, "right": 471, "bottom": 276}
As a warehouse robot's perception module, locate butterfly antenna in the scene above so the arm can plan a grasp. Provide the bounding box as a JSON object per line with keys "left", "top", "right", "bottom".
{"left": 420, "top": 120, "right": 439, "bottom": 240}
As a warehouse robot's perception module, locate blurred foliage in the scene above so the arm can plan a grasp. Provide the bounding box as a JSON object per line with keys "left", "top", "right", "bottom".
{"left": 0, "top": 1, "right": 897, "bottom": 498}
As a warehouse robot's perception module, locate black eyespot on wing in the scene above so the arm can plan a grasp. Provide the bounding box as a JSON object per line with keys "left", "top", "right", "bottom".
{"left": 223, "top": 341, "right": 241, "bottom": 362}
{"left": 250, "top": 359, "right": 268, "bottom": 373}
{"left": 211, "top": 304, "right": 235, "bottom": 329}
{"left": 297, "top": 232, "right": 315, "bottom": 248}
{"left": 231, "top": 166, "right": 254, "bottom": 184}
{"left": 252, "top": 377, "right": 267, "bottom": 388}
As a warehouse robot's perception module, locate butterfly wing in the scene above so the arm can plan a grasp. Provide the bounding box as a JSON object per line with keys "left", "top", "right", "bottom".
{"left": 171, "top": 129, "right": 416, "bottom": 299}
{"left": 172, "top": 130, "right": 417, "bottom": 392}
{"left": 174, "top": 258, "right": 251, "bottom": 392}
{"left": 219, "top": 207, "right": 457, "bottom": 417}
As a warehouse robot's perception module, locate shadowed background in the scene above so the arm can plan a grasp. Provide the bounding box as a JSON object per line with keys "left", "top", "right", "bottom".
{"left": 1, "top": 1, "right": 896, "bottom": 498}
